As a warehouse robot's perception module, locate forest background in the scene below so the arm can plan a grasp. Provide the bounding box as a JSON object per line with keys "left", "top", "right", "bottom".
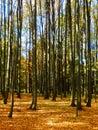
{"left": 0, "top": 0, "right": 98, "bottom": 122}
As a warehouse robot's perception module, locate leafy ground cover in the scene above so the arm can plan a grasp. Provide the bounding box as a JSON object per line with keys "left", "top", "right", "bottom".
{"left": 0, "top": 93, "right": 98, "bottom": 130}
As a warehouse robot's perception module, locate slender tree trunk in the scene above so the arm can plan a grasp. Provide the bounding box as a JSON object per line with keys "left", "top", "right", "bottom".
{"left": 28, "top": 18, "right": 32, "bottom": 93}
{"left": 47, "top": 0, "right": 51, "bottom": 97}
{"left": 52, "top": 0, "right": 56, "bottom": 101}
{"left": 25, "top": 39, "right": 28, "bottom": 93}
{"left": 3, "top": 0, "right": 10, "bottom": 104}
{"left": 44, "top": 0, "right": 49, "bottom": 99}
{"left": 3, "top": 0, "right": 7, "bottom": 97}
{"left": 39, "top": 0, "right": 44, "bottom": 95}
{"left": 75, "top": 0, "right": 82, "bottom": 115}
{"left": 17, "top": 0, "right": 23, "bottom": 98}
{"left": 0, "top": 0, "right": 3, "bottom": 93}
{"left": 94, "top": 2, "right": 98, "bottom": 102}
{"left": 64, "top": 1, "right": 68, "bottom": 97}
{"left": 8, "top": 0, "right": 15, "bottom": 117}
{"left": 67, "top": 0, "right": 76, "bottom": 106}
{"left": 86, "top": 0, "right": 92, "bottom": 107}
{"left": 57, "top": 0, "right": 61, "bottom": 96}
{"left": 30, "top": 0, "right": 37, "bottom": 110}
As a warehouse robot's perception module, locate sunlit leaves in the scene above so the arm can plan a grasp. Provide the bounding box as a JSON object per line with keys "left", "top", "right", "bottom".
{"left": 87, "top": 0, "right": 91, "bottom": 3}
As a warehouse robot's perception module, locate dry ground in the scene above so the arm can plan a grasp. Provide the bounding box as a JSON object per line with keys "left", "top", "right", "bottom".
{"left": 0, "top": 93, "right": 98, "bottom": 130}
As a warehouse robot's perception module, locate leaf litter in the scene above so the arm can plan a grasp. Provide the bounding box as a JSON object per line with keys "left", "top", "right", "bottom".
{"left": 0, "top": 93, "right": 98, "bottom": 130}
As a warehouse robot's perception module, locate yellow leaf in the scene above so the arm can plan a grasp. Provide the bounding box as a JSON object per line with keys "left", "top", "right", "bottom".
{"left": 87, "top": 0, "right": 91, "bottom": 2}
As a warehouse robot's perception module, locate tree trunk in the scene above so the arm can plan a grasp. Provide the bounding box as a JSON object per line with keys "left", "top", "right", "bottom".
{"left": 30, "top": 0, "right": 37, "bottom": 110}
{"left": 86, "top": 0, "right": 92, "bottom": 107}
{"left": 52, "top": 0, "right": 56, "bottom": 101}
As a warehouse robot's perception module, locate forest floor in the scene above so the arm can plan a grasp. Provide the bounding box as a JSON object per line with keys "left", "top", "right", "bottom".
{"left": 0, "top": 93, "right": 98, "bottom": 130}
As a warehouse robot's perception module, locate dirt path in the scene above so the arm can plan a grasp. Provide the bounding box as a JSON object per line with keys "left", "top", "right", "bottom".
{"left": 0, "top": 94, "right": 98, "bottom": 130}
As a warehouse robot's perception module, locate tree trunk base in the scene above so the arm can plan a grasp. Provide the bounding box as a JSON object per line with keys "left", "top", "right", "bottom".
{"left": 8, "top": 112, "right": 12, "bottom": 118}
{"left": 52, "top": 97, "right": 56, "bottom": 101}
{"left": 77, "top": 106, "right": 82, "bottom": 110}
{"left": 29, "top": 103, "right": 36, "bottom": 110}
{"left": 71, "top": 103, "right": 76, "bottom": 107}
{"left": 86, "top": 102, "right": 91, "bottom": 107}
{"left": 44, "top": 95, "right": 49, "bottom": 99}
{"left": 17, "top": 93, "right": 21, "bottom": 99}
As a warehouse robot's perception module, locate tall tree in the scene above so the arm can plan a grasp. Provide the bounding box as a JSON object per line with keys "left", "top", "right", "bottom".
{"left": 44, "top": 0, "right": 49, "bottom": 99}
{"left": 30, "top": 0, "right": 37, "bottom": 110}
{"left": 52, "top": 0, "right": 56, "bottom": 101}
{"left": 17, "top": 0, "right": 23, "bottom": 98}
{"left": 4, "top": 0, "right": 10, "bottom": 104}
{"left": 0, "top": 0, "right": 3, "bottom": 93}
{"left": 64, "top": 1, "right": 68, "bottom": 97}
{"left": 75, "top": 0, "right": 82, "bottom": 117}
{"left": 57, "top": 0, "right": 63, "bottom": 98}
{"left": 47, "top": 0, "right": 51, "bottom": 97}
{"left": 3, "top": 0, "right": 7, "bottom": 97}
{"left": 86, "top": 0, "right": 92, "bottom": 107}
{"left": 8, "top": 0, "right": 14, "bottom": 117}
{"left": 67, "top": 0, "right": 76, "bottom": 106}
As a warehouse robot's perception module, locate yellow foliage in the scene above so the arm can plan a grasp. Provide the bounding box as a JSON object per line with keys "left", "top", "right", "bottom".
{"left": 87, "top": 0, "right": 91, "bottom": 2}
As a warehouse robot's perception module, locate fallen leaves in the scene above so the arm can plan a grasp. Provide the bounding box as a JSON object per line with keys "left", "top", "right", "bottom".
{"left": 0, "top": 93, "right": 98, "bottom": 130}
